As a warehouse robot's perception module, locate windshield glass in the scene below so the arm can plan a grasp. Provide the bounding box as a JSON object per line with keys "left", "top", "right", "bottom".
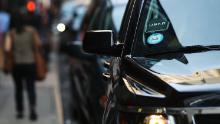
{"left": 132, "top": 0, "right": 220, "bottom": 57}
{"left": 131, "top": 0, "right": 220, "bottom": 89}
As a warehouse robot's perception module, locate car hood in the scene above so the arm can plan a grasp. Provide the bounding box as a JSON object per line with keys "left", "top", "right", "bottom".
{"left": 133, "top": 51, "right": 220, "bottom": 92}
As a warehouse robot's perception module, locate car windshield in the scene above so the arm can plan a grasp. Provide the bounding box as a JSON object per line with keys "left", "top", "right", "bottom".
{"left": 88, "top": 3, "right": 127, "bottom": 34}
{"left": 132, "top": 0, "right": 220, "bottom": 57}
{"left": 131, "top": 0, "right": 220, "bottom": 89}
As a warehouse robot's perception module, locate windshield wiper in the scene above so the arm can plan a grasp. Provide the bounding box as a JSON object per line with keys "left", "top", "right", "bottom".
{"left": 145, "top": 45, "right": 220, "bottom": 57}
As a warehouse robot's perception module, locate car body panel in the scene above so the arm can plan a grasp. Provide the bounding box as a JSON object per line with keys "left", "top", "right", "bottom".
{"left": 100, "top": 0, "right": 220, "bottom": 124}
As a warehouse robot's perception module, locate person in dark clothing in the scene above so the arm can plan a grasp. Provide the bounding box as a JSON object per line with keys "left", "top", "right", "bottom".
{"left": 12, "top": 65, "right": 37, "bottom": 120}
{"left": 4, "top": 11, "right": 41, "bottom": 121}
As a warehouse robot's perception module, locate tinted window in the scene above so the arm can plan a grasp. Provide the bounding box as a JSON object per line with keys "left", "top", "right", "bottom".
{"left": 131, "top": 0, "right": 220, "bottom": 88}
{"left": 133, "top": 0, "right": 220, "bottom": 57}
{"left": 88, "top": 6, "right": 104, "bottom": 30}
{"left": 88, "top": 2, "right": 127, "bottom": 36}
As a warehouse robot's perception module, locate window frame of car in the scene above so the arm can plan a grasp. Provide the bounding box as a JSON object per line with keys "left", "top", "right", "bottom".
{"left": 88, "top": 4, "right": 106, "bottom": 30}
{"left": 88, "top": 0, "right": 119, "bottom": 32}
{"left": 120, "top": 0, "right": 145, "bottom": 56}
{"left": 117, "top": 0, "right": 135, "bottom": 43}
{"left": 131, "top": 0, "right": 163, "bottom": 57}
{"left": 131, "top": 0, "right": 178, "bottom": 57}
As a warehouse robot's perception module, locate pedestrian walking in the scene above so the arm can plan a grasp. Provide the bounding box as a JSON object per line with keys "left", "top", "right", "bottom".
{"left": 3, "top": 11, "right": 43, "bottom": 121}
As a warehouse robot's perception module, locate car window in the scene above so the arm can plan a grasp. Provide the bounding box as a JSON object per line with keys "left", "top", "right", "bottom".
{"left": 132, "top": 0, "right": 177, "bottom": 57}
{"left": 131, "top": 0, "right": 220, "bottom": 89}
{"left": 112, "top": 5, "right": 127, "bottom": 32}
{"left": 88, "top": 6, "right": 103, "bottom": 30}
{"left": 88, "top": 2, "right": 127, "bottom": 38}
{"left": 160, "top": 0, "right": 220, "bottom": 46}
{"left": 133, "top": 0, "right": 220, "bottom": 57}
{"left": 118, "top": 0, "right": 135, "bottom": 43}
{"left": 102, "top": 6, "right": 124, "bottom": 37}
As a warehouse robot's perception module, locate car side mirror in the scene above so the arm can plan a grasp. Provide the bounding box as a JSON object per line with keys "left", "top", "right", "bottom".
{"left": 82, "top": 30, "right": 123, "bottom": 56}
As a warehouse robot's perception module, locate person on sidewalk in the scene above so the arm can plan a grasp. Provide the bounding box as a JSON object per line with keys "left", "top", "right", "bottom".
{"left": 4, "top": 11, "right": 42, "bottom": 121}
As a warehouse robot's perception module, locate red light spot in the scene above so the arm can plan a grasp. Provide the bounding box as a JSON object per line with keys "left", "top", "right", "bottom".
{"left": 26, "top": 1, "right": 36, "bottom": 12}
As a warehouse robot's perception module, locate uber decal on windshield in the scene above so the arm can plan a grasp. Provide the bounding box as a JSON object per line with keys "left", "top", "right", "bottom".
{"left": 146, "top": 33, "right": 164, "bottom": 45}
{"left": 146, "top": 19, "right": 169, "bottom": 33}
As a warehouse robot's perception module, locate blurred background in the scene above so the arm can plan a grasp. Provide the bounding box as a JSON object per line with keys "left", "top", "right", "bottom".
{"left": 0, "top": 0, "right": 127, "bottom": 124}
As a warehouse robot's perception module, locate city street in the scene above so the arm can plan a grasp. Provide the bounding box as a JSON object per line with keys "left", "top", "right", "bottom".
{"left": 1, "top": 0, "right": 220, "bottom": 124}
{"left": 0, "top": 61, "right": 62, "bottom": 124}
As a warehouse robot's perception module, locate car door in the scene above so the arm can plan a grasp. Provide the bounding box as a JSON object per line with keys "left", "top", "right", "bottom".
{"left": 103, "top": 0, "right": 143, "bottom": 124}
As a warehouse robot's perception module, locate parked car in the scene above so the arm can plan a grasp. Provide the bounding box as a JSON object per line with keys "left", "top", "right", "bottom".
{"left": 58, "top": 1, "right": 88, "bottom": 51}
{"left": 64, "top": 0, "right": 128, "bottom": 124}
{"left": 57, "top": 1, "right": 89, "bottom": 123}
{"left": 83, "top": 0, "right": 220, "bottom": 124}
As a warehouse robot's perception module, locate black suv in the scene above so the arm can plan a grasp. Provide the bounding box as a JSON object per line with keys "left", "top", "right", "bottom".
{"left": 83, "top": 0, "right": 220, "bottom": 124}
{"left": 64, "top": 0, "right": 128, "bottom": 124}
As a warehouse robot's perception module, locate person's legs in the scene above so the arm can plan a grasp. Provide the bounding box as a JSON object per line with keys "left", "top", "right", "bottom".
{"left": 12, "top": 66, "right": 24, "bottom": 118}
{"left": 24, "top": 64, "right": 37, "bottom": 121}
{"left": 25, "top": 77, "right": 36, "bottom": 109}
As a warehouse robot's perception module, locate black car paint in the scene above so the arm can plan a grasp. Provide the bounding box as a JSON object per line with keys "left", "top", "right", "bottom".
{"left": 64, "top": 1, "right": 128, "bottom": 124}
{"left": 93, "top": 0, "right": 220, "bottom": 124}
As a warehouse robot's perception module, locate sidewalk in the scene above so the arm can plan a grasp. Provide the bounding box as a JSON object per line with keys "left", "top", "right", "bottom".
{"left": 0, "top": 63, "right": 62, "bottom": 124}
